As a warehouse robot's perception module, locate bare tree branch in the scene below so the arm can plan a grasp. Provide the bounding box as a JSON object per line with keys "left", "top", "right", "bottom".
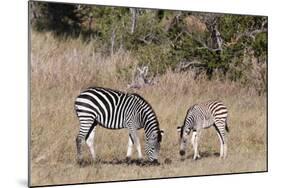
{"left": 213, "top": 24, "right": 223, "bottom": 51}
{"left": 138, "top": 33, "right": 154, "bottom": 44}
{"left": 110, "top": 28, "right": 116, "bottom": 56}
{"left": 183, "top": 30, "right": 222, "bottom": 52}
{"left": 176, "top": 60, "right": 205, "bottom": 71}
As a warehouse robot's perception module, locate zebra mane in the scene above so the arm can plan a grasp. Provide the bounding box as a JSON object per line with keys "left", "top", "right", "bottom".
{"left": 130, "top": 93, "right": 153, "bottom": 109}
{"left": 180, "top": 105, "right": 195, "bottom": 138}
{"left": 131, "top": 92, "right": 145, "bottom": 100}
{"left": 131, "top": 93, "right": 162, "bottom": 142}
{"left": 180, "top": 126, "right": 184, "bottom": 138}
{"left": 88, "top": 86, "right": 124, "bottom": 95}
{"left": 130, "top": 93, "right": 157, "bottom": 118}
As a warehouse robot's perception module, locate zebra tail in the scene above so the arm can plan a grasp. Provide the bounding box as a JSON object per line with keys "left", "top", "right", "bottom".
{"left": 225, "top": 118, "right": 230, "bottom": 133}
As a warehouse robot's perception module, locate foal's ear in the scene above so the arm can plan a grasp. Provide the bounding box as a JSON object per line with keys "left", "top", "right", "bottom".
{"left": 157, "top": 129, "right": 164, "bottom": 142}
{"left": 177, "top": 126, "right": 181, "bottom": 133}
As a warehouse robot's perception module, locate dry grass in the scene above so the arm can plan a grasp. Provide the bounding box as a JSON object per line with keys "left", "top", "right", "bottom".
{"left": 30, "top": 31, "right": 267, "bottom": 186}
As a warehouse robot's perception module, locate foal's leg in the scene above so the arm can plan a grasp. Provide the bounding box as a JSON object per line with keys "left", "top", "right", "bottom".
{"left": 191, "top": 131, "right": 201, "bottom": 160}
{"left": 214, "top": 123, "right": 227, "bottom": 159}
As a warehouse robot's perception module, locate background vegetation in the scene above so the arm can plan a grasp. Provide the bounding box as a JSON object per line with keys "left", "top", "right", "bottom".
{"left": 30, "top": 1, "right": 267, "bottom": 186}
{"left": 30, "top": 1, "right": 267, "bottom": 93}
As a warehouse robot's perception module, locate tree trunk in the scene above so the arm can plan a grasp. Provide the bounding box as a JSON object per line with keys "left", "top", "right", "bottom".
{"left": 130, "top": 8, "right": 137, "bottom": 34}
{"left": 111, "top": 28, "right": 116, "bottom": 56}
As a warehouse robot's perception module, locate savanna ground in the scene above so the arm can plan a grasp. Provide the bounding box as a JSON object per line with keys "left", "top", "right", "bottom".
{"left": 30, "top": 32, "right": 267, "bottom": 186}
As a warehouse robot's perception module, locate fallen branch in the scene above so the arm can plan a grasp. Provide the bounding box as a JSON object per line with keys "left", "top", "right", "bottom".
{"left": 128, "top": 66, "right": 155, "bottom": 89}
{"left": 176, "top": 60, "right": 206, "bottom": 71}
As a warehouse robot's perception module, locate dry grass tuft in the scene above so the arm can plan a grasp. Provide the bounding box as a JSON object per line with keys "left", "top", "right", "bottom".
{"left": 30, "top": 32, "right": 267, "bottom": 186}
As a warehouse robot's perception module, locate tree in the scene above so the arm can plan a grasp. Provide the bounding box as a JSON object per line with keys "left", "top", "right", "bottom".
{"left": 30, "top": 1, "right": 267, "bottom": 92}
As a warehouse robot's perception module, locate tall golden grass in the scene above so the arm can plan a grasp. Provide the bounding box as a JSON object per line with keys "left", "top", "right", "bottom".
{"left": 30, "top": 31, "right": 267, "bottom": 186}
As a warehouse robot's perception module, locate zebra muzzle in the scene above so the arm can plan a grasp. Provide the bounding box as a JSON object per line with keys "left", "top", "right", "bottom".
{"left": 179, "top": 150, "right": 186, "bottom": 156}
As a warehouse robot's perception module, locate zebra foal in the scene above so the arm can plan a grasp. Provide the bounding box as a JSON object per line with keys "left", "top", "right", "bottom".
{"left": 177, "top": 100, "right": 229, "bottom": 160}
{"left": 74, "top": 87, "right": 164, "bottom": 165}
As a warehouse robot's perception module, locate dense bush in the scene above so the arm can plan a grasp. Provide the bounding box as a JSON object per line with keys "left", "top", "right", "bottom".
{"left": 30, "top": 2, "right": 267, "bottom": 93}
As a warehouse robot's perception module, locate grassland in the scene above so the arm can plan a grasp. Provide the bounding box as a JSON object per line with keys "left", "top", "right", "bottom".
{"left": 30, "top": 32, "right": 267, "bottom": 186}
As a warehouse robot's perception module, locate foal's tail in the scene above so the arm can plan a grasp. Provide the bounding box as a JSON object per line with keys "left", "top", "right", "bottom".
{"left": 225, "top": 117, "right": 230, "bottom": 133}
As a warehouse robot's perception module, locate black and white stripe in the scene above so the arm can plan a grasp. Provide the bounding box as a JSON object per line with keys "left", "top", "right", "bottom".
{"left": 74, "top": 87, "right": 163, "bottom": 164}
{"left": 177, "top": 100, "right": 229, "bottom": 159}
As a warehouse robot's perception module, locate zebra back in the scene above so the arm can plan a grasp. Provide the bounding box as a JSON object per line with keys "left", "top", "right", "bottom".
{"left": 183, "top": 100, "right": 228, "bottom": 131}
{"left": 205, "top": 100, "right": 228, "bottom": 119}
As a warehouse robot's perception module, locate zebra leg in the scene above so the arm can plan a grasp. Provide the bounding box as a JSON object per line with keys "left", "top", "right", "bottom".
{"left": 76, "top": 122, "right": 94, "bottom": 165}
{"left": 191, "top": 131, "right": 201, "bottom": 160}
{"left": 195, "top": 131, "right": 201, "bottom": 159}
{"left": 216, "top": 132, "right": 224, "bottom": 158}
{"left": 127, "top": 128, "right": 143, "bottom": 160}
{"left": 214, "top": 123, "right": 227, "bottom": 159}
{"left": 191, "top": 131, "right": 196, "bottom": 159}
{"left": 221, "top": 137, "right": 227, "bottom": 159}
{"left": 86, "top": 126, "right": 97, "bottom": 161}
{"left": 76, "top": 118, "right": 97, "bottom": 165}
{"left": 76, "top": 135, "right": 83, "bottom": 165}
{"left": 135, "top": 135, "right": 143, "bottom": 160}
{"left": 221, "top": 129, "right": 228, "bottom": 159}
{"left": 126, "top": 134, "right": 134, "bottom": 161}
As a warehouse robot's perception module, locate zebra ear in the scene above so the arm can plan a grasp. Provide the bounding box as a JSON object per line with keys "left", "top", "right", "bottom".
{"left": 177, "top": 126, "right": 181, "bottom": 132}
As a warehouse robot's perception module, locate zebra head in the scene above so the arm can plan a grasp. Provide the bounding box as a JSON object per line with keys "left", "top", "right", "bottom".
{"left": 145, "top": 129, "right": 164, "bottom": 163}
{"left": 177, "top": 126, "right": 191, "bottom": 157}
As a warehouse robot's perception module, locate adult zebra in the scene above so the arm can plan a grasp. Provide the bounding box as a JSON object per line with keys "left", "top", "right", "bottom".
{"left": 177, "top": 100, "right": 229, "bottom": 160}
{"left": 74, "top": 87, "right": 164, "bottom": 165}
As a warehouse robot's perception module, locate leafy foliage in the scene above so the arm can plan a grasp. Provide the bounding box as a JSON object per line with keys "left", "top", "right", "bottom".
{"left": 30, "top": 2, "right": 267, "bottom": 93}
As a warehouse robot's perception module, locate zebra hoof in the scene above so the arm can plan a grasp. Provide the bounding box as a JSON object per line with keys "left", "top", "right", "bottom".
{"left": 193, "top": 156, "right": 199, "bottom": 160}
{"left": 77, "top": 160, "right": 85, "bottom": 167}
{"left": 77, "top": 159, "right": 93, "bottom": 167}
{"left": 125, "top": 157, "right": 132, "bottom": 164}
{"left": 93, "top": 158, "right": 100, "bottom": 164}
{"left": 136, "top": 159, "right": 144, "bottom": 165}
